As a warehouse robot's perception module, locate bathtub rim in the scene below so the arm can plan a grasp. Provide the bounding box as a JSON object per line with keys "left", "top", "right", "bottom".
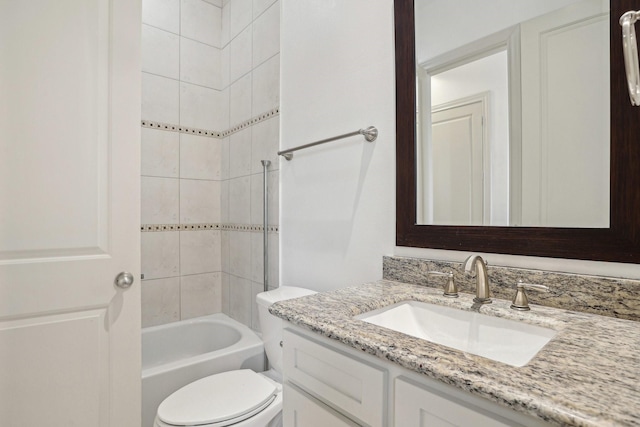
{"left": 142, "top": 313, "right": 264, "bottom": 379}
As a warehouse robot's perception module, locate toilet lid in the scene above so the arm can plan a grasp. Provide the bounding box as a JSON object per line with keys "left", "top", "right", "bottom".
{"left": 157, "top": 370, "right": 278, "bottom": 426}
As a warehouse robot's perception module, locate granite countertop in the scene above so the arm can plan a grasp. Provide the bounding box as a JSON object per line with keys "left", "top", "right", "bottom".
{"left": 270, "top": 280, "right": 640, "bottom": 427}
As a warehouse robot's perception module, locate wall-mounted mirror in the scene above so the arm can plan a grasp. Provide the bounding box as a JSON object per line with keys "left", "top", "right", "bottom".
{"left": 395, "top": 0, "right": 640, "bottom": 262}
{"left": 416, "top": 0, "right": 610, "bottom": 227}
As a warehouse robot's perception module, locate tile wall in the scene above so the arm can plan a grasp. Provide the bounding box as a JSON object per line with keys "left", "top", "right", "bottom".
{"left": 140, "top": 0, "right": 281, "bottom": 329}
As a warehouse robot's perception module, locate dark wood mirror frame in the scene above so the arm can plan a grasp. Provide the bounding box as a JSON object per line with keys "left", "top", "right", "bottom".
{"left": 395, "top": 0, "right": 640, "bottom": 263}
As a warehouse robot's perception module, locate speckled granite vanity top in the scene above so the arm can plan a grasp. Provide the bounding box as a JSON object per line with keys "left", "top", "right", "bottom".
{"left": 270, "top": 280, "right": 640, "bottom": 426}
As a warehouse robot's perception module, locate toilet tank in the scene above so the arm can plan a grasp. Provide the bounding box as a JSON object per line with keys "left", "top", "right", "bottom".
{"left": 256, "top": 286, "right": 316, "bottom": 374}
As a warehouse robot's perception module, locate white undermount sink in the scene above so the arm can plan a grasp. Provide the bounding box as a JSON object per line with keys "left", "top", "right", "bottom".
{"left": 355, "top": 301, "right": 556, "bottom": 367}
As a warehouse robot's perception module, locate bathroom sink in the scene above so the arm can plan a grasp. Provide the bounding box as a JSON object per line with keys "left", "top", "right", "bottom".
{"left": 354, "top": 301, "right": 556, "bottom": 367}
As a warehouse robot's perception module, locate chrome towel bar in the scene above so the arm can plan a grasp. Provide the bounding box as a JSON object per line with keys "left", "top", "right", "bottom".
{"left": 278, "top": 126, "right": 378, "bottom": 160}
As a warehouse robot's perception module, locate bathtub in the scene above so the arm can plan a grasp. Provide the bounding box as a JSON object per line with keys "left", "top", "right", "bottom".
{"left": 142, "top": 313, "right": 264, "bottom": 427}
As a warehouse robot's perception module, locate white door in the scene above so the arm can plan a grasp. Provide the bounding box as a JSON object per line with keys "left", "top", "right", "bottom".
{"left": 520, "top": 0, "right": 609, "bottom": 227}
{"left": 431, "top": 101, "right": 485, "bottom": 225}
{"left": 0, "top": 0, "right": 141, "bottom": 426}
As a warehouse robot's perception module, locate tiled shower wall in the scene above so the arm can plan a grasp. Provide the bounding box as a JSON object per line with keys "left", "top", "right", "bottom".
{"left": 140, "top": 0, "right": 280, "bottom": 329}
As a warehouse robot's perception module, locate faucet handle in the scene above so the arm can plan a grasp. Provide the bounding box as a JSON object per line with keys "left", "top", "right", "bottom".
{"left": 511, "top": 280, "right": 549, "bottom": 311}
{"left": 428, "top": 271, "right": 459, "bottom": 298}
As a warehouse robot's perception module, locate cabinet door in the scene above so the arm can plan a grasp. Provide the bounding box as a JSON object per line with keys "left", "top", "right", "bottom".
{"left": 284, "top": 383, "right": 361, "bottom": 427}
{"left": 283, "top": 329, "right": 386, "bottom": 426}
{"left": 395, "top": 377, "right": 528, "bottom": 427}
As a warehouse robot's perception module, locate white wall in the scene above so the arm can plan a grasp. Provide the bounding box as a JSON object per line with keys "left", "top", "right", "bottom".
{"left": 280, "top": 0, "right": 640, "bottom": 284}
{"left": 279, "top": 0, "right": 396, "bottom": 291}
{"left": 415, "top": 0, "right": 585, "bottom": 62}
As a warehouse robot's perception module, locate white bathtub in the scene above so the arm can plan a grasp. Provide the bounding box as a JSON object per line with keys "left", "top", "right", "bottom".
{"left": 142, "top": 313, "right": 264, "bottom": 427}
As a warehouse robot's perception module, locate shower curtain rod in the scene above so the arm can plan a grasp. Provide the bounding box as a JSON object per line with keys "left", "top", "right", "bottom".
{"left": 278, "top": 126, "right": 378, "bottom": 160}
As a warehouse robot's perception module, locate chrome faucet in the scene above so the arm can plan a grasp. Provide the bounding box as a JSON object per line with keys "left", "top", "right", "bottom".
{"left": 463, "top": 255, "right": 491, "bottom": 304}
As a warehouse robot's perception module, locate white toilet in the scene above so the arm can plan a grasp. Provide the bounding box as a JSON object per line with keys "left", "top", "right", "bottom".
{"left": 154, "top": 286, "right": 316, "bottom": 427}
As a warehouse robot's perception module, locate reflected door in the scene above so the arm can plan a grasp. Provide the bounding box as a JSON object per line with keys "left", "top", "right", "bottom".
{"left": 431, "top": 101, "right": 485, "bottom": 225}
{"left": 0, "top": 0, "right": 141, "bottom": 425}
{"left": 520, "top": 0, "right": 610, "bottom": 227}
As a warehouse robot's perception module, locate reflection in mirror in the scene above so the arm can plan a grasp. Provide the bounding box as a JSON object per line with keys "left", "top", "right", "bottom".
{"left": 415, "top": 0, "right": 610, "bottom": 227}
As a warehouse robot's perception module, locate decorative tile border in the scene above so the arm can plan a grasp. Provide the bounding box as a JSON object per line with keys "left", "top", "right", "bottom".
{"left": 141, "top": 223, "right": 219, "bottom": 232}
{"left": 382, "top": 255, "right": 640, "bottom": 322}
{"left": 141, "top": 223, "right": 279, "bottom": 233}
{"left": 223, "top": 108, "right": 280, "bottom": 137}
{"left": 219, "top": 223, "right": 279, "bottom": 233}
{"left": 141, "top": 107, "right": 280, "bottom": 139}
{"left": 141, "top": 121, "right": 221, "bottom": 137}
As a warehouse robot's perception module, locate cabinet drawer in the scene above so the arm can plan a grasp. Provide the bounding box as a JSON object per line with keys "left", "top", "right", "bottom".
{"left": 283, "top": 329, "right": 386, "bottom": 427}
{"left": 284, "top": 382, "right": 361, "bottom": 427}
{"left": 395, "top": 377, "right": 548, "bottom": 427}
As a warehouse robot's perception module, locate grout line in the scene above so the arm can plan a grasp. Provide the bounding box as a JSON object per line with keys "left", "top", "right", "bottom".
{"left": 177, "top": 0, "right": 182, "bottom": 314}
{"left": 141, "top": 274, "right": 181, "bottom": 282}
{"left": 225, "top": 49, "right": 279, "bottom": 91}
{"left": 143, "top": 175, "right": 223, "bottom": 182}
{"left": 142, "top": 22, "right": 227, "bottom": 52}
{"left": 141, "top": 70, "right": 181, "bottom": 84}
{"left": 182, "top": 77, "right": 224, "bottom": 92}
{"left": 226, "top": 169, "right": 274, "bottom": 182}
{"left": 179, "top": 271, "right": 225, "bottom": 279}
{"left": 141, "top": 173, "right": 180, "bottom": 179}
{"left": 224, "top": 0, "right": 280, "bottom": 51}
{"left": 250, "top": 51, "right": 280, "bottom": 78}
{"left": 142, "top": 22, "right": 180, "bottom": 38}
{"left": 252, "top": 0, "right": 279, "bottom": 26}
{"left": 180, "top": 33, "right": 223, "bottom": 51}
{"left": 143, "top": 3, "right": 279, "bottom": 83}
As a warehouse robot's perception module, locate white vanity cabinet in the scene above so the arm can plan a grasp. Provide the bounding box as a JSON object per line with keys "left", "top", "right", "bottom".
{"left": 283, "top": 383, "right": 360, "bottom": 427}
{"left": 282, "top": 326, "right": 550, "bottom": 427}
{"left": 282, "top": 329, "right": 386, "bottom": 427}
{"left": 394, "top": 377, "right": 539, "bottom": 427}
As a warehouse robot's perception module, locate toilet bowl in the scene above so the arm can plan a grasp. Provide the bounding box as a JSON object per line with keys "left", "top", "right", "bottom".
{"left": 154, "top": 286, "right": 316, "bottom": 427}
